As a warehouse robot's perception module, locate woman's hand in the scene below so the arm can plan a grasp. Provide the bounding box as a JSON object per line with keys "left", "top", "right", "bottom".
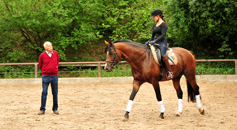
{"left": 149, "top": 40, "right": 156, "bottom": 45}
{"left": 145, "top": 41, "right": 150, "bottom": 45}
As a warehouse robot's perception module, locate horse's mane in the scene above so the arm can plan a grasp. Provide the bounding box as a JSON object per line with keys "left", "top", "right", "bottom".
{"left": 113, "top": 39, "right": 147, "bottom": 48}
{"left": 105, "top": 39, "right": 148, "bottom": 54}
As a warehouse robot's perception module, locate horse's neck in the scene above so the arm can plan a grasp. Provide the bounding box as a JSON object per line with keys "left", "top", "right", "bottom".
{"left": 118, "top": 44, "right": 149, "bottom": 68}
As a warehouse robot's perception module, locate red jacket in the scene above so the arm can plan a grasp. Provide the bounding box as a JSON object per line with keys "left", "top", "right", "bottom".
{"left": 38, "top": 50, "right": 59, "bottom": 76}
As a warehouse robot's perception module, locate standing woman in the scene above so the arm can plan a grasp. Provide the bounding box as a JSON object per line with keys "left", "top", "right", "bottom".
{"left": 146, "top": 9, "right": 173, "bottom": 79}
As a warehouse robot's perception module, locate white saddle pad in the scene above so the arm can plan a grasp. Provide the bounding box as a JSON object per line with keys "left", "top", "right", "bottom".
{"left": 150, "top": 45, "right": 178, "bottom": 66}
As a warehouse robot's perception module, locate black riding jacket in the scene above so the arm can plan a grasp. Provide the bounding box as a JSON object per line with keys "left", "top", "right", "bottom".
{"left": 150, "top": 22, "right": 168, "bottom": 43}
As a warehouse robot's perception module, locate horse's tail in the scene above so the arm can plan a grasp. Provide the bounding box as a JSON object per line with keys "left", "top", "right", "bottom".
{"left": 187, "top": 80, "right": 196, "bottom": 102}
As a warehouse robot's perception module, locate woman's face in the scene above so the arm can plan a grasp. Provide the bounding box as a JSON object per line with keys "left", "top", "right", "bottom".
{"left": 153, "top": 15, "right": 160, "bottom": 22}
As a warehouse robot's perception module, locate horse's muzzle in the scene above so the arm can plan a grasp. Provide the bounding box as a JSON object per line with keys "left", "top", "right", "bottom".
{"left": 104, "top": 66, "right": 112, "bottom": 72}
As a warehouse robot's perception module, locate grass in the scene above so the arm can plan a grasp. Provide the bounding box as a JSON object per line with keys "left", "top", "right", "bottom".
{"left": 195, "top": 61, "right": 235, "bottom": 75}
{"left": 0, "top": 62, "right": 235, "bottom": 78}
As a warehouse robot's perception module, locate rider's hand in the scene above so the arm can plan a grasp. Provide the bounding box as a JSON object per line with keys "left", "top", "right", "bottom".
{"left": 145, "top": 41, "right": 150, "bottom": 45}
{"left": 149, "top": 40, "right": 155, "bottom": 45}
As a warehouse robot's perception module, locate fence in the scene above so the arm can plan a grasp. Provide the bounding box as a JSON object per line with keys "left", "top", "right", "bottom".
{"left": 0, "top": 59, "right": 236, "bottom": 78}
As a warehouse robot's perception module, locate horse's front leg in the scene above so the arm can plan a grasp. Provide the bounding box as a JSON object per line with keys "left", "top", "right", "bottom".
{"left": 152, "top": 80, "right": 165, "bottom": 119}
{"left": 123, "top": 80, "right": 143, "bottom": 121}
{"left": 172, "top": 76, "right": 183, "bottom": 116}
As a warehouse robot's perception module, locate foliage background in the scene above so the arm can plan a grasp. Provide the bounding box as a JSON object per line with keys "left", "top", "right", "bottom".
{"left": 0, "top": 0, "right": 236, "bottom": 63}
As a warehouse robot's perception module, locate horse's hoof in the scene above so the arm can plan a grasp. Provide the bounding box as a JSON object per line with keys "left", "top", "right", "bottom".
{"left": 123, "top": 115, "right": 129, "bottom": 122}
{"left": 199, "top": 108, "right": 205, "bottom": 115}
{"left": 175, "top": 111, "right": 182, "bottom": 117}
{"left": 159, "top": 113, "right": 164, "bottom": 119}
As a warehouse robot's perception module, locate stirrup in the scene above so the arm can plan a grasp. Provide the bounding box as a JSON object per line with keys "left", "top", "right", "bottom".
{"left": 167, "top": 71, "right": 173, "bottom": 79}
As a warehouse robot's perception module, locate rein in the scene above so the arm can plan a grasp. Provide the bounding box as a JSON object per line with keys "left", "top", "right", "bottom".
{"left": 126, "top": 49, "right": 148, "bottom": 63}
{"left": 106, "top": 42, "right": 148, "bottom": 67}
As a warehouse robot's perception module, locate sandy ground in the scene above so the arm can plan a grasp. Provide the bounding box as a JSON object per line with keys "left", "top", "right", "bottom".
{"left": 0, "top": 79, "right": 236, "bottom": 130}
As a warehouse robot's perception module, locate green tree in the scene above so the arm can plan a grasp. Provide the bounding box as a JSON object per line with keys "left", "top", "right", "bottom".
{"left": 82, "top": 0, "right": 162, "bottom": 42}
{"left": 1, "top": 0, "right": 163, "bottom": 62}
{"left": 164, "top": 0, "right": 237, "bottom": 58}
{"left": 0, "top": 0, "right": 102, "bottom": 62}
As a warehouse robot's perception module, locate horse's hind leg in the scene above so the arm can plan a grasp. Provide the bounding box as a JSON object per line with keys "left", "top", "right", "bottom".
{"left": 184, "top": 72, "right": 205, "bottom": 115}
{"left": 123, "top": 80, "right": 143, "bottom": 121}
{"left": 172, "top": 76, "right": 183, "bottom": 116}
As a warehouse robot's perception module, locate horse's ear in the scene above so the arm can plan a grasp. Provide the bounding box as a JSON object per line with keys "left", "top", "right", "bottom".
{"left": 105, "top": 40, "right": 112, "bottom": 46}
{"left": 105, "top": 40, "right": 109, "bottom": 45}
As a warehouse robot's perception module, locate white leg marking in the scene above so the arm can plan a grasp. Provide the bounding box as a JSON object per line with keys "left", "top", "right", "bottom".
{"left": 158, "top": 101, "right": 165, "bottom": 113}
{"left": 178, "top": 99, "right": 183, "bottom": 112}
{"left": 196, "top": 95, "right": 202, "bottom": 109}
{"left": 126, "top": 100, "right": 133, "bottom": 112}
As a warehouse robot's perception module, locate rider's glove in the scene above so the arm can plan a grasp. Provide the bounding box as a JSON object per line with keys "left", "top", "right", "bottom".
{"left": 145, "top": 41, "right": 150, "bottom": 45}
{"left": 149, "top": 40, "right": 156, "bottom": 45}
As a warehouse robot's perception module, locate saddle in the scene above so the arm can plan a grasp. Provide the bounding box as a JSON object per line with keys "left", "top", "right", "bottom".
{"left": 149, "top": 44, "right": 178, "bottom": 66}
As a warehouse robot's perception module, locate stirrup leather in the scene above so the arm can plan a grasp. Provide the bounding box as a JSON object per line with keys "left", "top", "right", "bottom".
{"left": 167, "top": 71, "right": 173, "bottom": 79}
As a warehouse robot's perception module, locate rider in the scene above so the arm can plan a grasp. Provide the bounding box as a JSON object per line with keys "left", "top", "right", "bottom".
{"left": 146, "top": 9, "right": 173, "bottom": 79}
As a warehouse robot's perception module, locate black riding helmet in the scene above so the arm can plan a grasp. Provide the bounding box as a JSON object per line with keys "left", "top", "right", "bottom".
{"left": 151, "top": 9, "right": 163, "bottom": 16}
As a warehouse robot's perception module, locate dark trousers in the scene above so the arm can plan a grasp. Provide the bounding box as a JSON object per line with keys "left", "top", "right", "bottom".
{"left": 155, "top": 38, "right": 168, "bottom": 59}
{"left": 40, "top": 75, "right": 58, "bottom": 111}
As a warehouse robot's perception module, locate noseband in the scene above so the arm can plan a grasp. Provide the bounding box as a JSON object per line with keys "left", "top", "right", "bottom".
{"left": 105, "top": 42, "right": 121, "bottom": 67}
{"left": 105, "top": 42, "right": 148, "bottom": 67}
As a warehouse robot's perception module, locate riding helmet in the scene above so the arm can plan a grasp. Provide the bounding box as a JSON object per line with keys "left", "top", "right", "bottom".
{"left": 151, "top": 9, "right": 163, "bottom": 16}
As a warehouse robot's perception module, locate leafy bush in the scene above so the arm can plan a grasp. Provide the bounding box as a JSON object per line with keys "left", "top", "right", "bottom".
{"left": 164, "top": 0, "right": 237, "bottom": 58}
{"left": 196, "top": 62, "right": 235, "bottom": 75}
{"left": 0, "top": 65, "right": 35, "bottom": 78}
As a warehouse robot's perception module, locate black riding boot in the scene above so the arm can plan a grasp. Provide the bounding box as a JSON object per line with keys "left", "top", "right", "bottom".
{"left": 162, "top": 55, "right": 173, "bottom": 79}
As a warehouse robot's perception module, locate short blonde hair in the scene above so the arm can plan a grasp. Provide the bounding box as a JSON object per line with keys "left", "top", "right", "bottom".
{"left": 43, "top": 41, "right": 52, "bottom": 47}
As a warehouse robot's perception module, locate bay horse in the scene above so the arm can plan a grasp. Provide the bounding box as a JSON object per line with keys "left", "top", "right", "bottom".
{"left": 104, "top": 39, "right": 204, "bottom": 121}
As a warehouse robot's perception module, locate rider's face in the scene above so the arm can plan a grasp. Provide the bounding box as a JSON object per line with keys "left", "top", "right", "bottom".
{"left": 153, "top": 15, "right": 159, "bottom": 22}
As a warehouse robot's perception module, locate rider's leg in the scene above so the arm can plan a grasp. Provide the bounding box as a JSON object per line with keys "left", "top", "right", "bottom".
{"left": 159, "top": 40, "right": 173, "bottom": 79}
{"left": 162, "top": 55, "right": 173, "bottom": 79}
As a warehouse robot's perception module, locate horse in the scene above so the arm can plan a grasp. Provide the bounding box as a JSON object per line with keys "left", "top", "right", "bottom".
{"left": 103, "top": 39, "right": 204, "bottom": 121}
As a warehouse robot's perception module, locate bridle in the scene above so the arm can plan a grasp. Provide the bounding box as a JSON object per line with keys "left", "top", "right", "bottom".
{"left": 105, "top": 43, "right": 121, "bottom": 68}
{"left": 105, "top": 42, "right": 148, "bottom": 68}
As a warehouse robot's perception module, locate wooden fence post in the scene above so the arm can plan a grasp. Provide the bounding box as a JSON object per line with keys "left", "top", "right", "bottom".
{"left": 98, "top": 63, "right": 101, "bottom": 77}
{"left": 35, "top": 64, "right": 38, "bottom": 78}
{"left": 235, "top": 60, "right": 237, "bottom": 75}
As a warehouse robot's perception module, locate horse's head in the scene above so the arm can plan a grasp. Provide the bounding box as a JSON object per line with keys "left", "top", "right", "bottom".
{"left": 104, "top": 41, "right": 121, "bottom": 72}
